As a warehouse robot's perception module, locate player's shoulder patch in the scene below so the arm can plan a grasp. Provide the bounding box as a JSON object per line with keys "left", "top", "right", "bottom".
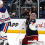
{"left": 32, "top": 20, "right": 34, "bottom": 21}
{"left": 31, "top": 19, "right": 36, "bottom": 23}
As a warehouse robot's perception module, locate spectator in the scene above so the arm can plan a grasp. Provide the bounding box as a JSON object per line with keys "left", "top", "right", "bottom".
{"left": 2, "top": 0, "right": 6, "bottom": 7}
{"left": 39, "top": 7, "right": 43, "bottom": 18}
{"left": 13, "top": 0, "right": 17, "bottom": 4}
{"left": 2, "top": 0, "right": 6, "bottom": 3}
{"left": 43, "top": 6, "right": 45, "bottom": 18}
{"left": 25, "top": 0, "right": 33, "bottom": 7}
{"left": 21, "top": 8, "right": 29, "bottom": 18}
{"left": 32, "top": 6, "right": 38, "bottom": 18}
{"left": 7, "top": 0, "right": 13, "bottom": 13}
{"left": 13, "top": 0, "right": 19, "bottom": 6}
{"left": 12, "top": 0, "right": 17, "bottom": 11}
{"left": 29, "top": 8, "right": 32, "bottom": 15}
{"left": 21, "top": 0, "right": 26, "bottom": 6}
{"left": 32, "top": 0, "right": 37, "bottom": 3}
{"left": 11, "top": 11, "right": 18, "bottom": 18}
{"left": 21, "top": 10, "right": 25, "bottom": 18}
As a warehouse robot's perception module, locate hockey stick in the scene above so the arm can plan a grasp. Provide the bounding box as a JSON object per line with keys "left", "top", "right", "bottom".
{"left": 15, "top": 21, "right": 25, "bottom": 41}
{"left": 15, "top": 29, "right": 23, "bottom": 42}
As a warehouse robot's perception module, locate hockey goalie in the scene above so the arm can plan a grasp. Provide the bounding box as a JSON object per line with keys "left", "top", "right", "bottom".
{"left": 0, "top": 1, "right": 10, "bottom": 45}
{"left": 22, "top": 13, "right": 38, "bottom": 45}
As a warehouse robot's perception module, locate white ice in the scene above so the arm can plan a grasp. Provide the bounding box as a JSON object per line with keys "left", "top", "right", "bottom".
{"left": 6, "top": 33, "right": 45, "bottom": 45}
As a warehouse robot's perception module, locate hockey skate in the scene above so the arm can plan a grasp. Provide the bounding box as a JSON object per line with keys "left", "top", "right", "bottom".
{"left": 5, "top": 43, "right": 9, "bottom": 45}
{"left": 0, "top": 42, "right": 4, "bottom": 45}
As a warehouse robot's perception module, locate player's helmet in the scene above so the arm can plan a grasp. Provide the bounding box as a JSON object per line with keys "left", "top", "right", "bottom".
{"left": 0, "top": 1, "right": 3, "bottom": 5}
{"left": 30, "top": 13, "right": 36, "bottom": 19}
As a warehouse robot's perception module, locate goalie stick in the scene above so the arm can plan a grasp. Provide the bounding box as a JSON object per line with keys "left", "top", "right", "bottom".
{"left": 15, "top": 21, "right": 25, "bottom": 41}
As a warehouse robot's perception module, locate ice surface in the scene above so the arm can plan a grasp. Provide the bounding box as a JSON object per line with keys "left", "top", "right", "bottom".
{"left": 6, "top": 33, "right": 45, "bottom": 45}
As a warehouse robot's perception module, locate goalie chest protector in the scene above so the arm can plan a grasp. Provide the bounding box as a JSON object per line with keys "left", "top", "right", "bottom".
{"left": 26, "top": 17, "right": 38, "bottom": 36}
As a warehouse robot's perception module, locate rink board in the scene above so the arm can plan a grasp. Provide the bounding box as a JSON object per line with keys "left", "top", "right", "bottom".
{"left": 7, "top": 19, "right": 45, "bottom": 34}
{"left": 7, "top": 30, "right": 45, "bottom": 34}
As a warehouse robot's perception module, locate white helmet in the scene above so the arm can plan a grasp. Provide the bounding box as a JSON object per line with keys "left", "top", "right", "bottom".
{"left": 0, "top": 1, "right": 3, "bottom": 5}
{"left": 31, "top": 13, "right": 36, "bottom": 16}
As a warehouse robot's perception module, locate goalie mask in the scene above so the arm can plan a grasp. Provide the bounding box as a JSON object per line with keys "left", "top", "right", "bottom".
{"left": 30, "top": 13, "right": 36, "bottom": 20}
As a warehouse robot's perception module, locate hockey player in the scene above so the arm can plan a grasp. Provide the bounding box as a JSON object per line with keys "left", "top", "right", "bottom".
{"left": 0, "top": 1, "right": 10, "bottom": 45}
{"left": 22, "top": 13, "right": 38, "bottom": 45}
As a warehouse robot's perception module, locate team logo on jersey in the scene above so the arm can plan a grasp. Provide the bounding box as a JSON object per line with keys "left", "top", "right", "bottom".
{"left": 2, "top": 15, "right": 5, "bottom": 18}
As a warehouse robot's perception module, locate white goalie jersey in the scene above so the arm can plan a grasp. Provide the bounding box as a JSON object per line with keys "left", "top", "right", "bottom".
{"left": 0, "top": 6, "right": 10, "bottom": 24}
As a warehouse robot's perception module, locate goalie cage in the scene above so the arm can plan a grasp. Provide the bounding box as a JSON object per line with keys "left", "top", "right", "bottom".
{"left": 19, "top": 39, "right": 45, "bottom": 45}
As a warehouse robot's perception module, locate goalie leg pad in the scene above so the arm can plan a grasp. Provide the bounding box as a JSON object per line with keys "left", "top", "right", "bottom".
{"left": 23, "top": 35, "right": 28, "bottom": 44}
{"left": 23, "top": 35, "right": 38, "bottom": 44}
{"left": 22, "top": 41, "right": 26, "bottom": 45}
{"left": 23, "top": 35, "right": 32, "bottom": 44}
{"left": 29, "top": 43, "right": 38, "bottom": 45}
{"left": 31, "top": 35, "right": 38, "bottom": 41}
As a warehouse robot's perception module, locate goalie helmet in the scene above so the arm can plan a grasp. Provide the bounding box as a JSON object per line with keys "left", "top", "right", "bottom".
{"left": 31, "top": 13, "right": 36, "bottom": 16}
{"left": 30, "top": 13, "right": 36, "bottom": 19}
